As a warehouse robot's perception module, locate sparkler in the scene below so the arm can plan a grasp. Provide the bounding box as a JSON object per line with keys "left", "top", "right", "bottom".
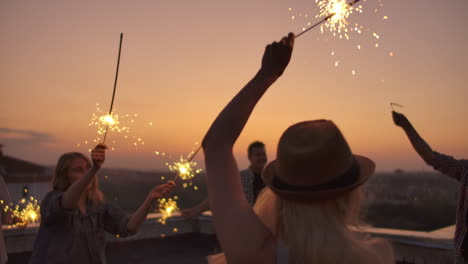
{"left": 390, "top": 102, "right": 404, "bottom": 111}
{"left": 295, "top": 0, "right": 362, "bottom": 39}
{"left": 102, "top": 33, "right": 124, "bottom": 144}
{"left": 153, "top": 145, "right": 202, "bottom": 224}
{"left": 82, "top": 104, "right": 146, "bottom": 151}
{"left": 157, "top": 197, "right": 179, "bottom": 225}
{"left": 170, "top": 145, "right": 202, "bottom": 182}
{"left": 89, "top": 104, "right": 127, "bottom": 136}
{"left": 2, "top": 196, "right": 40, "bottom": 228}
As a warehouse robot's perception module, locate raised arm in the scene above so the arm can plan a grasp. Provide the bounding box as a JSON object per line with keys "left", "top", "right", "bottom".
{"left": 202, "top": 33, "right": 294, "bottom": 264}
{"left": 61, "top": 144, "right": 106, "bottom": 209}
{"left": 392, "top": 111, "right": 435, "bottom": 164}
{"left": 393, "top": 111, "right": 468, "bottom": 181}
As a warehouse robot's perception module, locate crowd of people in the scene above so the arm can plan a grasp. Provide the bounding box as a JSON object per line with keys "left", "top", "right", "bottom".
{"left": 1, "top": 33, "right": 466, "bottom": 264}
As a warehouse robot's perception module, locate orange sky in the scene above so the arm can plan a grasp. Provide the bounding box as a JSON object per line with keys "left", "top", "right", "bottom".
{"left": 1, "top": 0, "right": 467, "bottom": 172}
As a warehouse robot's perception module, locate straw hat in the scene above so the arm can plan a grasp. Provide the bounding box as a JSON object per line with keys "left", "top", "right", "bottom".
{"left": 262, "top": 120, "right": 375, "bottom": 201}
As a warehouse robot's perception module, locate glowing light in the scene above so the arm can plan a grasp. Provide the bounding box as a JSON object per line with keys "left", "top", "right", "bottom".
{"left": 166, "top": 153, "right": 202, "bottom": 182}
{"left": 100, "top": 114, "right": 117, "bottom": 126}
{"left": 2, "top": 196, "right": 41, "bottom": 228}
{"left": 315, "top": 0, "right": 362, "bottom": 39}
{"left": 288, "top": 0, "right": 389, "bottom": 76}
{"left": 83, "top": 103, "right": 146, "bottom": 149}
{"left": 157, "top": 198, "right": 179, "bottom": 225}
{"left": 89, "top": 104, "right": 128, "bottom": 138}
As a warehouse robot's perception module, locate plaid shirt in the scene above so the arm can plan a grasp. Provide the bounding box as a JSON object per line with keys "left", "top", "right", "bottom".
{"left": 240, "top": 168, "right": 255, "bottom": 205}
{"left": 430, "top": 151, "right": 468, "bottom": 261}
{"left": 0, "top": 174, "right": 11, "bottom": 264}
{"left": 30, "top": 190, "right": 134, "bottom": 264}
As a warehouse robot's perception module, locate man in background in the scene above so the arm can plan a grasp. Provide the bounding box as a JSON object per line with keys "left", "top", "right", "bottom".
{"left": 181, "top": 141, "right": 267, "bottom": 219}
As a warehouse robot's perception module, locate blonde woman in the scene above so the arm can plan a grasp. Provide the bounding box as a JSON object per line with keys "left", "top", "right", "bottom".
{"left": 29, "top": 144, "right": 175, "bottom": 264}
{"left": 202, "top": 33, "right": 394, "bottom": 264}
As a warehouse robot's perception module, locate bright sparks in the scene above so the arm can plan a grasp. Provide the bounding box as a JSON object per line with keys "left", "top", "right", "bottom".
{"left": 80, "top": 103, "right": 147, "bottom": 149}
{"left": 100, "top": 114, "right": 118, "bottom": 126}
{"left": 288, "top": 0, "right": 389, "bottom": 76}
{"left": 2, "top": 197, "right": 41, "bottom": 228}
{"left": 89, "top": 104, "right": 128, "bottom": 136}
{"left": 316, "top": 0, "right": 362, "bottom": 39}
{"left": 166, "top": 153, "right": 202, "bottom": 182}
{"left": 157, "top": 198, "right": 179, "bottom": 225}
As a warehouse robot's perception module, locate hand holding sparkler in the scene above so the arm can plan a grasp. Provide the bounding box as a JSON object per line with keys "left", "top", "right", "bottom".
{"left": 259, "top": 33, "right": 295, "bottom": 79}
{"left": 91, "top": 143, "right": 107, "bottom": 170}
{"left": 392, "top": 111, "right": 411, "bottom": 129}
{"left": 147, "top": 181, "right": 176, "bottom": 201}
{"left": 2, "top": 208, "right": 25, "bottom": 228}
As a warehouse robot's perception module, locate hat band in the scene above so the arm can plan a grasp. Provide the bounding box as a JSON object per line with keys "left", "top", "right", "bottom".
{"left": 272, "top": 159, "right": 360, "bottom": 192}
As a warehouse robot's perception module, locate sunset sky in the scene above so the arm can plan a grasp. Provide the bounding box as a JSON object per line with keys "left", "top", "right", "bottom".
{"left": 1, "top": 0, "right": 467, "bottom": 172}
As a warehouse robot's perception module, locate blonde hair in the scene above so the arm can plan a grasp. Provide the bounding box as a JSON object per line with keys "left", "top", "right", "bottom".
{"left": 52, "top": 152, "right": 104, "bottom": 205}
{"left": 208, "top": 187, "right": 393, "bottom": 264}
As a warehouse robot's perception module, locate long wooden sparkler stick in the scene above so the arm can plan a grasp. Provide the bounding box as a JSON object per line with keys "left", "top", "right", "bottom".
{"left": 103, "top": 33, "right": 124, "bottom": 144}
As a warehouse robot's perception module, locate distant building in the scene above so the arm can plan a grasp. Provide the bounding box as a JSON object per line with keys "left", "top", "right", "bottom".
{"left": 0, "top": 144, "right": 52, "bottom": 203}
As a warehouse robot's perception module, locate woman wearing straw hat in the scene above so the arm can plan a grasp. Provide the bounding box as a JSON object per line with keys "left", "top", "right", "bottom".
{"left": 201, "top": 33, "right": 394, "bottom": 264}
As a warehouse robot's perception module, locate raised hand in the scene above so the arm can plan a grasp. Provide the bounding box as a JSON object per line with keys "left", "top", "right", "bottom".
{"left": 392, "top": 111, "right": 410, "bottom": 128}
{"left": 259, "top": 33, "right": 295, "bottom": 79}
{"left": 147, "top": 181, "right": 176, "bottom": 201}
{"left": 91, "top": 143, "right": 107, "bottom": 170}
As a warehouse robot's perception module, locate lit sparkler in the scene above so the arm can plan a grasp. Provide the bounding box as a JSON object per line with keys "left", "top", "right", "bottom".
{"left": 2, "top": 196, "right": 41, "bottom": 228}
{"left": 89, "top": 104, "right": 127, "bottom": 136}
{"left": 290, "top": 0, "right": 390, "bottom": 76}
{"left": 169, "top": 146, "right": 203, "bottom": 182}
{"left": 102, "top": 33, "right": 124, "bottom": 144}
{"left": 157, "top": 197, "right": 179, "bottom": 225}
{"left": 296, "top": 0, "right": 362, "bottom": 39}
{"left": 81, "top": 103, "right": 145, "bottom": 150}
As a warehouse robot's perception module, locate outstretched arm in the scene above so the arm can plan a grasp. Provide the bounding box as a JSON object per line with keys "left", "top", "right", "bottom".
{"left": 202, "top": 33, "right": 294, "bottom": 264}
{"left": 127, "top": 181, "right": 175, "bottom": 233}
{"left": 392, "top": 111, "right": 435, "bottom": 164}
{"left": 393, "top": 112, "right": 468, "bottom": 182}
